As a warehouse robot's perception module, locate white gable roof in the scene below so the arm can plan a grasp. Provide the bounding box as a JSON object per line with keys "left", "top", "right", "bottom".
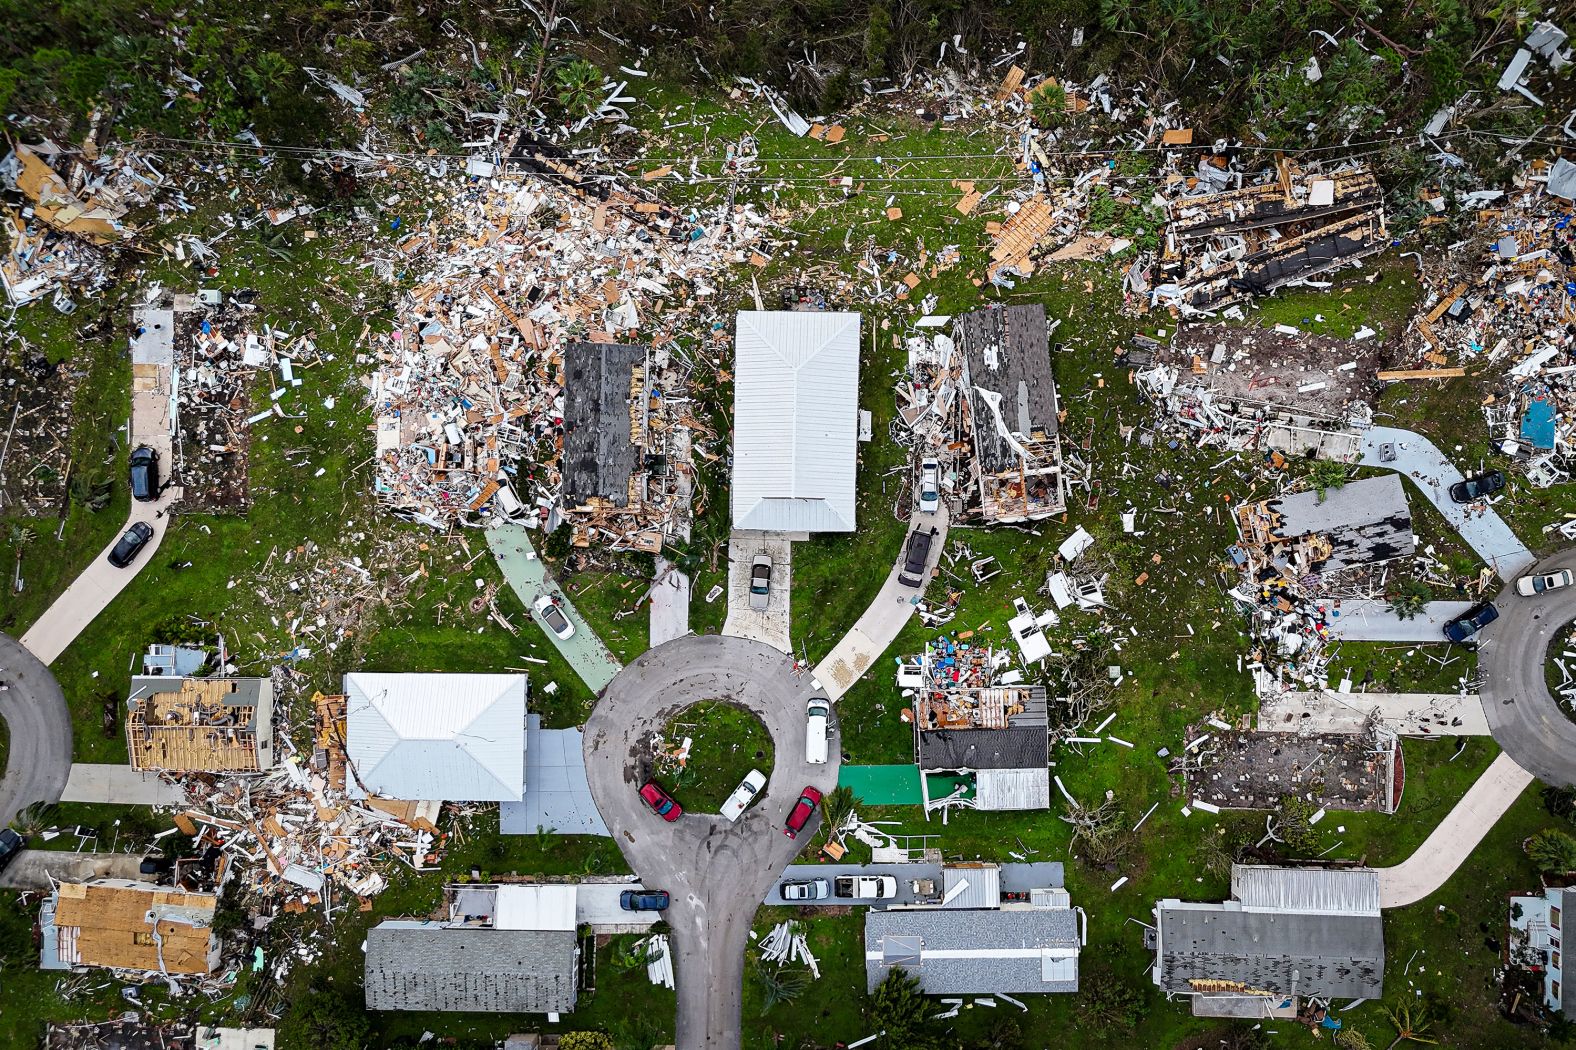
{"left": 345, "top": 673, "right": 526, "bottom": 802}
{"left": 731, "top": 311, "right": 860, "bottom": 533}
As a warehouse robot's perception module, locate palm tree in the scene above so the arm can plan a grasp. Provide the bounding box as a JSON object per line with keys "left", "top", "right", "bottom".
{"left": 753, "top": 961, "right": 810, "bottom": 1013}
{"left": 1526, "top": 828, "right": 1576, "bottom": 873}
{"left": 820, "top": 785, "right": 856, "bottom": 846}
{"left": 1383, "top": 1003, "right": 1438, "bottom": 1049}
{"left": 1388, "top": 579, "right": 1432, "bottom": 621}
{"left": 1308, "top": 459, "right": 1350, "bottom": 502}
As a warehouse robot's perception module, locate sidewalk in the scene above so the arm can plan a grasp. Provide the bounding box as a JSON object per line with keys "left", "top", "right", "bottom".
{"left": 487, "top": 523, "right": 622, "bottom": 693}
{"left": 1257, "top": 690, "right": 1489, "bottom": 736}
{"left": 649, "top": 556, "right": 692, "bottom": 647}
{"left": 1377, "top": 751, "right": 1534, "bottom": 908}
{"left": 1358, "top": 426, "right": 1535, "bottom": 581}
{"left": 813, "top": 508, "right": 948, "bottom": 700}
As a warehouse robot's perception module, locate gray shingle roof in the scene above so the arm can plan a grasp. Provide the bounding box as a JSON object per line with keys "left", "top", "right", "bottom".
{"left": 561, "top": 341, "right": 648, "bottom": 506}
{"left": 864, "top": 907, "right": 1080, "bottom": 994}
{"left": 1155, "top": 903, "right": 1383, "bottom": 999}
{"left": 364, "top": 922, "right": 578, "bottom": 1013}
{"left": 955, "top": 304, "right": 1059, "bottom": 474}
{"left": 1266, "top": 474, "right": 1413, "bottom": 572}
{"left": 917, "top": 726, "right": 1048, "bottom": 770}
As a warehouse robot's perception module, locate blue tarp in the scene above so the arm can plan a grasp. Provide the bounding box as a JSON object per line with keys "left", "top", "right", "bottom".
{"left": 1522, "top": 397, "right": 1557, "bottom": 450}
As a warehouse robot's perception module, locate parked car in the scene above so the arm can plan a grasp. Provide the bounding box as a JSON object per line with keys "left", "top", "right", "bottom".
{"left": 897, "top": 526, "right": 937, "bottom": 588}
{"left": 107, "top": 522, "right": 155, "bottom": 568}
{"left": 720, "top": 769, "right": 767, "bottom": 822}
{"left": 639, "top": 780, "right": 682, "bottom": 822}
{"left": 805, "top": 697, "right": 830, "bottom": 765}
{"left": 620, "top": 890, "right": 670, "bottom": 911}
{"left": 1448, "top": 470, "right": 1505, "bottom": 503}
{"left": 1443, "top": 602, "right": 1500, "bottom": 643}
{"left": 916, "top": 458, "right": 940, "bottom": 513}
{"left": 129, "top": 445, "right": 160, "bottom": 502}
{"left": 1517, "top": 569, "right": 1575, "bottom": 597}
{"left": 783, "top": 785, "right": 823, "bottom": 839}
{"left": 533, "top": 594, "right": 575, "bottom": 640}
{"left": 834, "top": 874, "right": 899, "bottom": 899}
{"left": 779, "top": 878, "right": 830, "bottom": 902}
{"left": 0, "top": 829, "right": 25, "bottom": 874}
{"left": 749, "top": 555, "right": 772, "bottom": 611}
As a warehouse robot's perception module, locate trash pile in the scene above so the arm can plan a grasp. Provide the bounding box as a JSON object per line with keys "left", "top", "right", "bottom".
{"left": 364, "top": 162, "right": 779, "bottom": 544}
{"left": 2, "top": 141, "right": 164, "bottom": 308}
{"left": 1177, "top": 719, "right": 1401, "bottom": 815}
{"left": 756, "top": 920, "right": 820, "bottom": 979}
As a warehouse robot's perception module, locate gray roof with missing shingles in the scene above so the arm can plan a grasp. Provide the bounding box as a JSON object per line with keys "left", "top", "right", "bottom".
{"left": 917, "top": 726, "right": 1048, "bottom": 770}
{"left": 956, "top": 304, "right": 1059, "bottom": 474}
{"left": 364, "top": 922, "right": 578, "bottom": 1013}
{"left": 1155, "top": 902, "right": 1383, "bottom": 999}
{"left": 1266, "top": 473, "right": 1413, "bottom": 572}
{"left": 864, "top": 907, "right": 1080, "bottom": 994}
{"left": 561, "top": 341, "right": 648, "bottom": 506}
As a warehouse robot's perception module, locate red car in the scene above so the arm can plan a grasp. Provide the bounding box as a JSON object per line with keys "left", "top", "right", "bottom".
{"left": 640, "top": 780, "right": 682, "bottom": 822}
{"left": 783, "top": 785, "right": 823, "bottom": 839}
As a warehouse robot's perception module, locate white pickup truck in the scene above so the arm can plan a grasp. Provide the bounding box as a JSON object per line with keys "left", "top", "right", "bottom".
{"left": 834, "top": 874, "right": 898, "bottom": 900}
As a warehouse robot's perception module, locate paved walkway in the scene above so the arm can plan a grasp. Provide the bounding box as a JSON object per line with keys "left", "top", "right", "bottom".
{"left": 0, "top": 633, "right": 71, "bottom": 829}
{"left": 487, "top": 522, "right": 622, "bottom": 693}
{"left": 813, "top": 507, "right": 949, "bottom": 699}
{"left": 1257, "top": 691, "right": 1489, "bottom": 736}
{"left": 60, "top": 764, "right": 186, "bottom": 805}
{"left": 1377, "top": 751, "right": 1535, "bottom": 907}
{"left": 1321, "top": 599, "right": 1476, "bottom": 641}
{"left": 0, "top": 849, "right": 147, "bottom": 891}
{"left": 721, "top": 531, "right": 792, "bottom": 654}
{"left": 1358, "top": 426, "right": 1535, "bottom": 581}
{"left": 650, "top": 556, "right": 692, "bottom": 647}
{"left": 584, "top": 635, "right": 838, "bottom": 1050}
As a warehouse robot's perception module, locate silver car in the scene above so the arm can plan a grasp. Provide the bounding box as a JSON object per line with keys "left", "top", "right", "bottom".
{"left": 779, "top": 878, "right": 830, "bottom": 902}
{"left": 749, "top": 555, "right": 772, "bottom": 610}
{"left": 917, "top": 457, "right": 940, "bottom": 513}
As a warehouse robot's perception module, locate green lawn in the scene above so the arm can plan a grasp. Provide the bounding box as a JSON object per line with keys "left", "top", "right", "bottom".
{"left": 657, "top": 701, "right": 773, "bottom": 813}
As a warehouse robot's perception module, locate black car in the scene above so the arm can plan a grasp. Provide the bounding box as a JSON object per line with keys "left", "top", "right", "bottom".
{"left": 108, "top": 522, "right": 155, "bottom": 568}
{"left": 0, "top": 829, "right": 25, "bottom": 874}
{"left": 1448, "top": 471, "right": 1505, "bottom": 504}
{"left": 1443, "top": 602, "right": 1500, "bottom": 643}
{"left": 897, "top": 526, "right": 937, "bottom": 588}
{"left": 129, "top": 445, "right": 160, "bottom": 502}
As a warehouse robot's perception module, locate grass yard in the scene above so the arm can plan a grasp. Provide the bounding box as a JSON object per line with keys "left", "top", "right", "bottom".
{"left": 657, "top": 701, "right": 774, "bottom": 813}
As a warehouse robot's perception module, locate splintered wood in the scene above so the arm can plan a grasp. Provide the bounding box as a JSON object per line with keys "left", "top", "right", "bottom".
{"left": 988, "top": 198, "right": 1057, "bottom": 279}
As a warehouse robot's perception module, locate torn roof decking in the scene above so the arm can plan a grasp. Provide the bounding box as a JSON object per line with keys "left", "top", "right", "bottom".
{"left": 1233, "top": 211, "right": 1390, "bottom": 297}
{"left": 955, "top": 304, "right": 1060, "bottom": 475}
{"left": 125, "top": 676, "right": 272, "bottom": 774}
{"left": 1166, "top": 324, "right": 1380, "bottom": 421}
{"left": 561, "top": 341, "right": 649, "bottom": 507}
{"left": 1166, "top": 170, "right": 1382, "bottom": 241}
{"left": 52, "top": 880, "right": 217, "bottom": 975}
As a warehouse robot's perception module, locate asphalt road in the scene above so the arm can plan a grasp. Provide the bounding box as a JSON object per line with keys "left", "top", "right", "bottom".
{"left": 1478, "top": 548, "right": 1576, "bottom": 787}
{"left": 583, "top": 635, "right": 840, "bottom": 1050}
{"left": 0, "top": 632, "right": 72, "bottom": 829}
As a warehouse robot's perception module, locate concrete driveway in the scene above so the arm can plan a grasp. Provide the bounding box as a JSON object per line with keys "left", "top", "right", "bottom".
{"left": 721, "top": 531, "right": 792, "bottom": 654}
{"left": 0, "top": 633, "right": 71, "bottom": 829}
{"left": 583, "top": 635, "right": 840, "bottom": 1050}
{"left": 1478, "top": 547, "right": 1576, "bottom": 786}
{"left": 1357, "top": 426, "right": 1534, "bottom": 581}
{"left": 813, "top": 506, "right": 948, "bottom": 699}
{"left": 19, "top": 486, "right": 180, "bottom": 666}
{"left": 1321, "top": 598, "right": 1476, "bottom": 641}
{"left": 0, "top": 849, "right": 147, "bottom": 891}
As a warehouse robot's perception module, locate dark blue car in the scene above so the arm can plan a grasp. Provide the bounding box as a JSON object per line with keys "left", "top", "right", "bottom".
{"left": 620, "top": 889, "right": 670, "bottom": 912}
{"left": 1443, "top": 602, "right": 1498, "bottom": 643}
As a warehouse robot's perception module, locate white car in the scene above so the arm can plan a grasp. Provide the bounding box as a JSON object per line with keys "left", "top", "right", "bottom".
{"left": 720, "top": 769, "right": 767, "bottom": 822}
{"left": 917, "top": 458, "right": 941, "bottom": 513}
{"left": 533, "top": 594, "right": 575, "bottom": 640}
{"left": 1516, "top": 569, "right": 1574, "bottom": 597}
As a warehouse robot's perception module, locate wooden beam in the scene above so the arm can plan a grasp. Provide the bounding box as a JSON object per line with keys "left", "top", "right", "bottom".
{"left": 1376, "top": 367, "right": 1466, "bottom": 381}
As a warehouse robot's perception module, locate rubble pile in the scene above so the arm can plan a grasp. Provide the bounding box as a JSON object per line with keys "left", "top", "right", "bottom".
{"left": 1178, "top": 721, "right": 1402, "bottom": 815}
{"left": 0, "top": 347, "right": 76, "bottom": 514}
{"left": 364, "top": 168, "right": 777, "bottom": 544}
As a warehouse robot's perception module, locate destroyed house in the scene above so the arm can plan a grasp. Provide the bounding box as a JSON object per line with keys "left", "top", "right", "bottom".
{"left": 561, "top": 340, "right": 649, "bottom": 509}
{"left": 1235, "top": 474, "right": 1413, "bottom": 583}
{"left": 125, "top": 675, "right": 273, "bottom": 774}
{"left": 42, "top": 880, "right": 219, "bottom": 976}
{"left": 364, "top": 921, "right": 578, "bottom": 1014}
{"left": 731, "top": 310, "right": 861, "bottom": 533}
{"left": 864, "top": 887, "right": 1080, "bottom": 994}
{"left": 345, "top": 673, "right": 526, "bottom": 803}
{"left": 1161, "top": 167, "right": 1388, "bottom": 312}
{"left": 955, "top": 305, "right": 1066, "bottom": 523}
{"left": 1508, "top": 885, "right": 1576, "bottom": 1019}
{"left": 1152, "top": 865, "right": 1384, "bottom": 1016}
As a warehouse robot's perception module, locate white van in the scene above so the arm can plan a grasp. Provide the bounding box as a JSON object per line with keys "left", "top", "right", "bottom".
{"left": 493, "top": 480, "right": 526, "bottom": 520}
{"left": 805, "top": 697, "right": 830, "bottom": 764}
